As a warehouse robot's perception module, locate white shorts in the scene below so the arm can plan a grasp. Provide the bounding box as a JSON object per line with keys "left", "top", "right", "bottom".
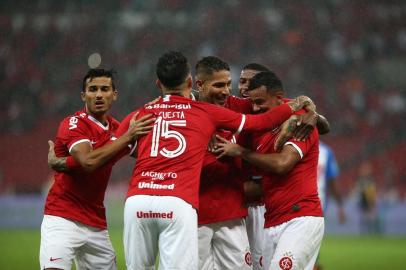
{"left": 39, "top": 215, "right": 116, "bottom": 270}
{"left": 124, "top": 195, "right": 198, "bottom": 270}
{"left": 198, "top": 218, "right": 252, "bottom": 270}
{"left": 246, "top": 205, "right": 265, "bottom": 270}
{"left": 263, "top": 216, "right": 324, "bottom": 270}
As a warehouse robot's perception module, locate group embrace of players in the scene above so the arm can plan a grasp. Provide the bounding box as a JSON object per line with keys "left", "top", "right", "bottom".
{"left": 41, "top": 51, "right": 330, "bottom": 270}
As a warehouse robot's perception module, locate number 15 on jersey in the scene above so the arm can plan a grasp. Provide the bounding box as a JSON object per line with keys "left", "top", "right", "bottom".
{"left": 150, "top": 117, "right": 187, "bottom": 158}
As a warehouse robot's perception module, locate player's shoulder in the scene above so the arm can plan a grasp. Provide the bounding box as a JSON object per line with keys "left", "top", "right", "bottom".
{"left": 226, "top": 95, "right": 248, "bottom": 105}
{"left": 58, "top": 109, "right": 88, "bottom": 129}
{"left": 59, "top": 110, "right": 91, "bottom": 133}
{"left": 226, "top": 95, "right": 251, "bottom": 113}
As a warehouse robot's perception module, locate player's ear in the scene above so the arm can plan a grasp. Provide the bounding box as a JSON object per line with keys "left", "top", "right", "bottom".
{"left": 186, "top": 75, "right": 193, "bottom": 88}
{"left": 156, "top": 79, "right": 162, "bottom": 91}
{"left": 112, "top": 88, "right": 118, "bottom": 101}
{"left": 195, "top": 79, "right": 204, "bottom": 91}
{"left": 80, "top": 91, "right": 86, "bottom": 102}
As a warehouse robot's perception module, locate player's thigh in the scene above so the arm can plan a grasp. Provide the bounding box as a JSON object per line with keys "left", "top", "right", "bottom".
{"left": 246, "top": 205, "right": 265, "bottom": 251}
{"left": 124, "top": 195, "right": 159, "bottom": 270}
{"left": 269, "top": 217, "right": 324, "bottom": 270}
{"left": 262, "top": 226, "right": 280, "bottom": 270}
{"left": 213, "top": 218, "right": 252, "bottom": 270}
{"left": 158, "top": 196, "right": 198, "bottom": 270}
{"left": 76, "top": 227, "right": 117, "bottom": 270}
{"left": 198, "top": 224, "right": 215, "bottom": 270}
{"left": 247, "top": 205, "right": 265, "bottom": 270}
{"left": 40, "top": 215, "right": 85, "bottom": 270}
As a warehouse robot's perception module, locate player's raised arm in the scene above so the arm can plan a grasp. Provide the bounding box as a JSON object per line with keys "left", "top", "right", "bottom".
{"left": 71, "top": 112, "right": 155, "bottom": 172}
{"left": 241, "top": 96, "right": 314, "bottom": 133}
{"left": 50, "top": 112, "right": 155, "bottom": 173}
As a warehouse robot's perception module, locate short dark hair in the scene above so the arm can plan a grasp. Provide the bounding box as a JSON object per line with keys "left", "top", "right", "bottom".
{"left": 242, "top": 63, "right": 270, "bottom": 72}
{"left": 195, "top": 56, "right": 230, "bottom": 77}
{"left": 247, "top": 71, "right": 283, "bottom": 94}
{"left": 156, "top": 51, "right": 190, "bottom": 88}
{"left": 82, "top": 68, "right": 116, "bottom": 92}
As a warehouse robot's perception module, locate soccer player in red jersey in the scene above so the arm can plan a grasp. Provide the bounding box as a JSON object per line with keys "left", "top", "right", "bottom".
{"left": 239, "top": 63, "right": 331, "bottom": 270}
{"left": 239, "top": 63, "right": 270, "bottom": 98}
{"left": 217, "top": 71, "right": 324, "bottom": 270}
{"left": 116, "top": 51, "right": 313, "bottom": 270}
{"left": 41, "top": 69, "right": 154, "bottom": 270}
{"left": 238, "top": 63, "right": 271, "bottom": 270}
{"left": 194, "top": 56, "right": 252, "bottom": 270}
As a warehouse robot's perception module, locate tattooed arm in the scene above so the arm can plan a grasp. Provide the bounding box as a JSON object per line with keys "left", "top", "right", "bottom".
{"left": 48, "top": 140, "right": 70, "bottom": 172}
{"left": 274, "top": 115, "right": 301, "bottom": 151}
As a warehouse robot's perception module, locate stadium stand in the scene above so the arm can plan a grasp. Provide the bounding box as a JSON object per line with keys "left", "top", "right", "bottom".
{"left": 0, "top": 0, "right": 405, "bottom": 202}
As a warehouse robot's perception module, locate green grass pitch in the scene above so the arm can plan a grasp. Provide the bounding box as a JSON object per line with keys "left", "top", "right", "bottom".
{"left": 0, "top": 229, "right": 405, "bottom": 269}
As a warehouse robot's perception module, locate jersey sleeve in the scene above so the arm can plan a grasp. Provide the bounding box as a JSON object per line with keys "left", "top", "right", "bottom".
{"left": 325, "top": 148, "right": 339, "bottom": 181}
{"left": 116, "top": 112, "right": 132, "bottom": 138}
{"left": 66, "top": 155, "right": 81, "bottom": 169}
{"left": 208, "top": 103, "right": 293, "bottom": 135}
{"left": 116, "top": 110, "right": 141, "bottom": 155}
{"left": 226, "top": 96, "right": 252, "bottom": 114}
{"left": 284, "top": 129, "right": 319, "bottom": 159}
{"left": 243, "top": 103, "right": 293, "bottom": 133}
{"left": 57, "top": 116, "right": 91, "bottom": 154}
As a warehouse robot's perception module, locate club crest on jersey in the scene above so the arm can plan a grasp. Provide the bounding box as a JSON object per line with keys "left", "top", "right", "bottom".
{"left": 279, "top": 252, "right": 293, "bottom": 270}
{"left": 245, "top": 252, "right": 252, "bottom": 266}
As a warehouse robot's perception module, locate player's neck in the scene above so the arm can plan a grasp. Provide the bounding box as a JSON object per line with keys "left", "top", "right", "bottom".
{"left": 86, "top": 109, "right": 109, "bottom": 126}
{"left": 162, "top": 89, "right": 191, "bottom": 99}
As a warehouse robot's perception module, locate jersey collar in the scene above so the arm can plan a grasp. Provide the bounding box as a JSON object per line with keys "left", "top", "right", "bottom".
{"left": 88, "top": 115, "right": 110, "bottom": 131}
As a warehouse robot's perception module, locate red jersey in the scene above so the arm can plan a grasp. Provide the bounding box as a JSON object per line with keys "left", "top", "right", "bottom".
{"left": 198, "top": 130, "right": 247, "bottom": 225}
{"left": 225, "top": 95, "right": 252, "bottom": 114}
{"left": 44, "top": 109, "right": 120, "bottom": 229}
{"left": 198, "top": 96, "right": 252, "bottom": 224}
{"left": 116, "top": 95, "right": 293, "bottom": 209}
{"left": 254, "top": 127, "right": 322, "bottom": 228}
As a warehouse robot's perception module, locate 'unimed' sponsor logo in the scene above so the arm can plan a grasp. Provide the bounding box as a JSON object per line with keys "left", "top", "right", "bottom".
{"left": 136, "top": 211, "right": 173, "bottom": 219}
{"left": 138, "top": 181, "right": 175, "bottom": 190}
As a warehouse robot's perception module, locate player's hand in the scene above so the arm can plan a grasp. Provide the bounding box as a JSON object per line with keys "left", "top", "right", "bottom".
{"left": 298, "top": 95, "right": 316, "bottom": 112}
{"left": 215, "top": 135, "right": 244, "bottom": 159}
{"left": 126, "top": 112, "right": 155, "bottom": 141}
{"left": 144, "top": 96, "right": 161, "bottom": 107}
{"left": 207, "top": 134, "right": 218, "bottom": 153}
{"left": 48, "top": 140, "right": 57, "bottom": 168}
{"left": 288, "top": 95, "right": 316, "bottom": 112}
{"left": 274, "top": 115, "right": 300, "bottom": 151}
{"left": 294, "top": 111, "right": 318, "bottom": 141}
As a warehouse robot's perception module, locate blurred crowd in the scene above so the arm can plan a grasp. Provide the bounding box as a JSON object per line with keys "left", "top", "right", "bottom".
{"left": 0, "top": 0, "right": 405, "bottom": 200}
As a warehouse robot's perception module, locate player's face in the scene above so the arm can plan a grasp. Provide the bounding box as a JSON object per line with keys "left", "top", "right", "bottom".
{"left": 239, "top": 69, "right": 260, "bottom": 98}
{"left": 199, "top": 70, "right": 231, "bottom": 107}
{"left": 81, "top": 76, "right": 117, "bottom": 116}
{"left": 248, "top": 86, "right": 281, "bottom": 114}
